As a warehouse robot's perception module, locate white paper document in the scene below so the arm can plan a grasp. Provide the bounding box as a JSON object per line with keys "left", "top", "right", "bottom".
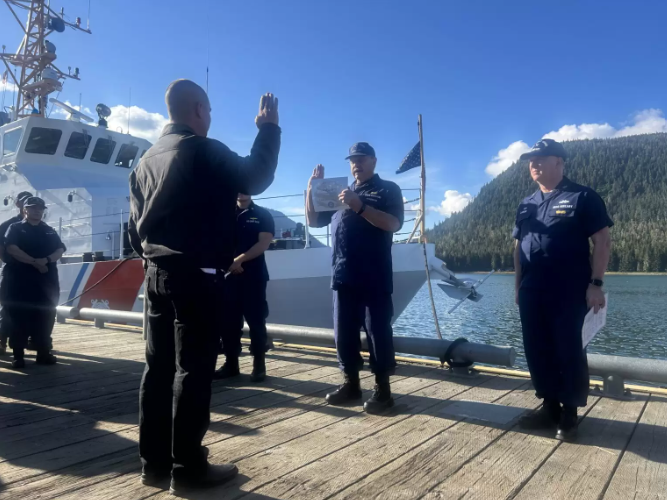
{"left": 310, "top": 177, "right": 349, "bottom": 212}
{"left": 582, "top": 293, "right": 608, "bottom": 347}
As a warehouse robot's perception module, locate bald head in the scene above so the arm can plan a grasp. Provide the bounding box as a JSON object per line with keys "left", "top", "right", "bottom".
{"left": 165, "top": 79, "right": 211, "bottom": 137}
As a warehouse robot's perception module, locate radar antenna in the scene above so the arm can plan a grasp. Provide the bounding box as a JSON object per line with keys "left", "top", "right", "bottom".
{"left": 0, "top": 0, "right": 91, "bottom": 120}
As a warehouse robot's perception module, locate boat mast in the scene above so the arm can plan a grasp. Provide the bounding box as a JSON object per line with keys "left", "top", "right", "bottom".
{"left": 0, "top": 0, "right": 91, "bottom": 120}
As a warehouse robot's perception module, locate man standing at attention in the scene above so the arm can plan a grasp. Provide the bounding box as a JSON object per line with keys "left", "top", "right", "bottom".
{"left": 306, "top": 142, "right": 404, "bottom": 414}
{"left": 215, "top": 193, "right": 275, "bottom": 382}
{"left": 129, "top": 80, "right": 280, "bottom": 495}
{"left": 514, "top": 138, "right": 612, "bottom": 442}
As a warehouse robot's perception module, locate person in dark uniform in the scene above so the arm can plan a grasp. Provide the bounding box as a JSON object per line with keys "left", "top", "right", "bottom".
{"left": 0, "top": 190, "right": 33, "bottom": 355}
{"left": 306, "top": 142, "right": 404, "bottom": 414}
{"left": 1, "top": 197, "right": 65, "bottom": 369}
{"left": 128, "top": 79, "right": 280, "bottom": 495}
{"left": 215, "top": 193, "right": 275, "bottom": 382}
{"left": 514, "top": 139, "right": 612, "bottom": 442}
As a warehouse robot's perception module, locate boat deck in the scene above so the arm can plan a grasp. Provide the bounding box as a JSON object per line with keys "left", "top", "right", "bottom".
{"left": 1, "top": 322, "right": 666, "bottom": 500}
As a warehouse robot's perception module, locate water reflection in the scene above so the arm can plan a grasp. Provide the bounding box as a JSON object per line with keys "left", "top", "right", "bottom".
{"left": 393, "top": 274, "right": 667, "bottom": 369}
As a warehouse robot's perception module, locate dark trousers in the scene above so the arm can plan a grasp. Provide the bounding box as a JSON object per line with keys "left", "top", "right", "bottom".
{"left": 139, "top": 263, "right": 221, "bottom": 472}
{"left": 333, "top": 285, "right": 396, "bottom": 377}
{"left": 5, "top": 304, "right": 55, "bottom": 354}
{"left": 518, "top": 288, "right": 589, "bottom": 408}
{"left": 0, "top": 267, "right": 57, "bottom": 354}
{"left": 220, "top": 276, "right": 269, "bottom": 358}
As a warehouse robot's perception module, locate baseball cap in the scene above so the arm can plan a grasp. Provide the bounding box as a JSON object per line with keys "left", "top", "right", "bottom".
{"left": 23, "top": 196, "right": 46, "bottom": 209}
{"left": 16, "top": 191, "right": 33, "bottom": 203}
{"left": 345, "top": 142, "right": 376, "bottom": 160}
{"left": 519, "top": 139, "right": 568, "bottom": 161}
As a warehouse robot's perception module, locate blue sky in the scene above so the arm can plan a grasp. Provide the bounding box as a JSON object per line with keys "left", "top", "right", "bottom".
{"left": 3, "top": 0, "right": 667, "bottom": 236}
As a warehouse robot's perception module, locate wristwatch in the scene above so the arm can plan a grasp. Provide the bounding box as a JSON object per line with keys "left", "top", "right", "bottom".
{"left": 356, "top": 203, "right": 366, "bottom": 216}
{"left": 590, "top": 278, "right": 604, "bottom": 287}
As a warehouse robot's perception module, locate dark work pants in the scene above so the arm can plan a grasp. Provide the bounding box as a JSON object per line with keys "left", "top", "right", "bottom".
{"left": 0, "top": 267, "right": 57, "bottom": 354}
{"left": 518, "top": 288, "right": 589, "bottom": 408}
{"left": 139, "top": 263, "right": 221, "bottom": 473}
{"left": 5, "top": 304, "right": 55, "bottom": 354}
{"left": 221, "top": 276, "right": 269, "bottom": 358}
{"left": 333, "top": 285, "right": 396, "bottom": 377}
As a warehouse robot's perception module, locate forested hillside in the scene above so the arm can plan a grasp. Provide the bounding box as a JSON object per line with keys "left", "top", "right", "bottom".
{"left": 426, "top": 133, "right": 667, "bottom": 272}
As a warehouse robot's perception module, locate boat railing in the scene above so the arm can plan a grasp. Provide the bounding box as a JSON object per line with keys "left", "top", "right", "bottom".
{"left": 53, "top": 188, "right": 423, "bottom": 259}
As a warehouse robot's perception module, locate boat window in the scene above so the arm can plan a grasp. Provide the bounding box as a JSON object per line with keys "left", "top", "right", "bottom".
{"left": 114, "top": 143, "right": 139, "bottom": 168}
{"left": 64, "top": 131, "right": 92, "bottom": 160}
{"left": 2, "top": 128, "right": 22, "bottom": 156}
{"left": 24, "top": 127, "right": 62, "bottom": 155}
{"left": 90, "top": 138, "right": 117, "bottom": 164}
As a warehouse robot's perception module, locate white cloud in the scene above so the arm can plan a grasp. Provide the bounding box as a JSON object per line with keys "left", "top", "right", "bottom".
{"left": 485, "top": 140, "right": 532, "bottom": 177}
{"left": 49, "top": 101, "right": 167, "bottom": 144}
{"left": 485, "top": 108, "right": 667, "bottom": 177}
{"left": 430, "top": 190, "right": 473, "bottom": 217}
{"left": 107, "top": 105, "right": 168, "bottom": 144}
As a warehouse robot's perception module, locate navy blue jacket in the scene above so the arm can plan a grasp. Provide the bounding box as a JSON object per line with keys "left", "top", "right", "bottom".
{"left": 513, "top": 177, "right": 613, "bottom": 292}
{"left": 312, "top": 174, "right": 404, "bottom": 293}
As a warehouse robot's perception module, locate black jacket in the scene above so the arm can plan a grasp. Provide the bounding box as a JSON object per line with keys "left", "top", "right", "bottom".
{"left": 128, "top": 122, "right": 281, "bottom": 269}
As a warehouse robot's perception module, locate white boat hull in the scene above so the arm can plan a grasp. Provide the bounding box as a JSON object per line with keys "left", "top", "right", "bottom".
{"left": 57, "top": 244, "right": 432, "bottom": 329}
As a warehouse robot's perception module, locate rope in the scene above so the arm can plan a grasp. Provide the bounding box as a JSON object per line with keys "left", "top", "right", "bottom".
{"left": 421, "top": 239, "right": 443, "bottom": 340}
{"left": 58, "top": 256, "right": 133, "bottom": 306}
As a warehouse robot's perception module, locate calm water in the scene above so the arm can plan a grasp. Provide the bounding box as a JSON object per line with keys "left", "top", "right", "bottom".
{"left": 394, "top": 275, "right": 667, "bottom": 369}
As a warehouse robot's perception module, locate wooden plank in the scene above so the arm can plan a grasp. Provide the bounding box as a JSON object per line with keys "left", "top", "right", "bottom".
{"left": 326, "top": 379, "right": 538, "bottom": 500}
{"left": 0, "top": 359, "right": 381, "bottom": 489}
{"left": 602, "top": 395, "right": 667, "bottom": 500}
{"left": 0, "top": 366, "right": 431, "bottom": 498}
{"left": 144, "top": 372, "right": 493, "bottom": 500}
{"left": 510, "top": 395, "right": 647, "bottom": 500}
{"left": 0, "top": 354, "right": 338, "bottom": 466}
{"left": 254, "top": 376, "right": 529, "bottom": 500}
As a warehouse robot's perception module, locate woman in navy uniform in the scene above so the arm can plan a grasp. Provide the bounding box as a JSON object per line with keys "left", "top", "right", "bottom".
{"left": 1, "top": 196, "right": 65, "bottom": 369}
{"left": 215, "top": 193, "right": 275, "bottom": 382}
{"left": 306, "top": 142, "right": 404, "bottom": 414}
{"left": 0, "top": 190, "right": 32, "bottom": 355}
{"left": 514, "top": 139, "right": 612, "bottom": 442}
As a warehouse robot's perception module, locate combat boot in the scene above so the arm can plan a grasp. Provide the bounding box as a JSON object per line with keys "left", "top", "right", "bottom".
{"left": 325, "top": 373, "right": 362, "bottom": 405}
{"left": 556, "top": 406, "right": 579, "bottom": 442}
{"left": 35, "top": 351, "right": 57, "bottom": 365}
{"left": 170, "top": 462, "right": 238, "bottom": 497}
{"left": 250, "top": 353, "right": 266, "bottom": 382}
{"left": 363, "top": 373, "right": 394, "bottom": 414}
{"left": 519, "top": 399, "right": 561, "bottom": 430}
{"left": 213, "top": 357, "right": 240, "bottom": 379}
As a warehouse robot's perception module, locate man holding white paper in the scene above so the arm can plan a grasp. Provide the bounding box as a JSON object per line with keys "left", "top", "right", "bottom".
{"left": 513, "top": 139, "right": 613, "bottom": 442}
{"left": 306, "top": 142, "right": 404, "bottom": 414}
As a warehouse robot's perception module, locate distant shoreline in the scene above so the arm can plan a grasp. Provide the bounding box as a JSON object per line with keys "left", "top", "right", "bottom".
{"left": 469, "top": 271, "right": 667, "bottom": 276}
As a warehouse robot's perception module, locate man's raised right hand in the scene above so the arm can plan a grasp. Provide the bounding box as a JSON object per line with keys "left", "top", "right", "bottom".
{"left": 255, "top": 93, "right": 279, "bottom": 128}
{"left": 309, "top": 164, "right": 325, "bottom": 186}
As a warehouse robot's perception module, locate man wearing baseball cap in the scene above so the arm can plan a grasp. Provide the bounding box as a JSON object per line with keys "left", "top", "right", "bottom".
{"left": 513, "top": 138, "right": 613, "bottom": 441}
{"left": 0, "top": 190, "right": 32, "bottom": 355}
{"left": 306, "top": 142, "right": 404, "bottom": 414}
{"left": 1, "top": 196, "right": 65, "bottom": 369}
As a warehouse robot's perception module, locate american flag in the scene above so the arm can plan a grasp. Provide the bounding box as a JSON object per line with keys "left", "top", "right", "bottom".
{"left": 396, "top": 142, "right": 421, "bottom": 174}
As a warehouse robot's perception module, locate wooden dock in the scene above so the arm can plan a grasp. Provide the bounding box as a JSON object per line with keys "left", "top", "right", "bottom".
{"left": 1, "top": 322, "right": 666, "bottom": 499}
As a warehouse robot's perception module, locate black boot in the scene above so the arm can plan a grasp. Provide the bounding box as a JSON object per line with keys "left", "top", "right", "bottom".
{"left": 12, "top": 348, "right": 25, "bottom": 369}
{"left": 325, "top": 373, "right": 362, "bottom": 405}
{"left": 170, "top": 462, "right": 238, "bottom": 497}
{"left": 141, "top": 447, "right": 210, "bottom": 487}
{"left": 519, "top": 399, "right": 561, "bottom": 430}
{"left": 213, "top": 357, "right": 240, "bottom": 379}
{"left": 556, "top": 406, "right": 578, "bottom": 442}
{"left": 250, "top": 354, "right": 266, "bottom": 383}
{"left": 35, "top": 351, "right": 57, "bottom": 365}
{"left": 363, "top": 374, "right": 394, "bottom": 414}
